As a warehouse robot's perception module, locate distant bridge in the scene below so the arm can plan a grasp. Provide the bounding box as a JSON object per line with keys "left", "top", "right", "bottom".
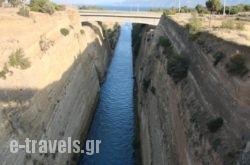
{"left": 79, "top": 10, "right": 162, "bottom": 25}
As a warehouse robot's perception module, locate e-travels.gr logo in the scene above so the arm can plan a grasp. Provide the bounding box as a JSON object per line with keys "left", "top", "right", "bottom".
{"left": 10, "top": 137, "right": 101, "bottom": 155}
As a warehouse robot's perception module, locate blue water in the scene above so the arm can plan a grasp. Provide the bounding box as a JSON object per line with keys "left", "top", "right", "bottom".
{"left": 79, "top": 23, "right": 135, "bottom": 165}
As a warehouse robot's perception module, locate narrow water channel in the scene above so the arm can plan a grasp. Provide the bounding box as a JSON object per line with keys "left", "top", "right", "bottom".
{"left": 79, "top": 23, "right": 135, "bottom": 165}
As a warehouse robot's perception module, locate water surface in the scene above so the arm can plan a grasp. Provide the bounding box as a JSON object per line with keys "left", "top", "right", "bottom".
{"left": 79, "top": 23, "right": 135, "bottom": 165}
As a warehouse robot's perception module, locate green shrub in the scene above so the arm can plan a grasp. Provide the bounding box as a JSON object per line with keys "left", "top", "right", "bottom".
{"left": 0, "top": 64, "right": 10, "bottom": 80}
{"left": 30, "top": 0, "right": 55, "bottom": 15}
{"left": 229, "top": 6, "right": 240, "bottom": 15}
{"left": 163, "top": 8, "right": 177, "bottom": 16}
{"left": 235, "top": 22, "right": 245, "bottom": 30}
{"left": 60, "top": 28, "right": 69, "bottom": 36}
{"left": 158, "top": 36, "right": 175, "bottom": 57}
{"left": 0, "top": 70, "right": 7, "bottom": 79}
{"left": 30, "top": 0, "right": 48, "bottom": 12}
{"left": 9, "top": 0, "right": 22, "bottom": 7}
{"left": 18, "top": 6, "right": 30, "bottom": 17}
{"left": 39, "top": 37, "right": 47, "bottom": 52}
{"left": 167, "top": 54, "right": 189, "bottom": 83}
{"left": 78, "top": 5, "right": 105, "bottom": 10}
{"left": 180, "top": 6, "right": 193, "bottom": 13}
{"left": 213, "top": 52, "right": 225, "bottom": 66}
{"left": 226, "top": 54, "right": 249, "bottom": 76}
{"left": 80, "top": 29, "right": 85, "bottom": 35}
{"left": 221, "top": 19, "right": 235, "bottom": 29}
{"left": 39, "top": 35, "right": 55, "bottom": 52}
{"left": 54, "top": 4, "right": 65, "bottom": 11}
{"left": 41, "top": 2, "right": 55, "bottom": 15}
{"left": 8, "top": 49, "right": 31, "bottom": 70}
{"left": 143, "top": 79, "right": 151, "bottom": 93}
{"left": 195, "top": 4, "right": 208, "bottom": 14}
{"left": 158, "top": 36, "right": 172, "bottom": 48}
{"left": 207, "top": 117, "right": 223, "bottom": 133}
{"left": 150, "top": 86, "right": 156, "bottom": 95}
{"left": 189, "top": 32, "right": 201, "bottom": 41}
{"left": 186, "top": 13, "right": 202, "bottom": 34}
{"left": 244, "top": 5, "right": 250, "bottom": 11}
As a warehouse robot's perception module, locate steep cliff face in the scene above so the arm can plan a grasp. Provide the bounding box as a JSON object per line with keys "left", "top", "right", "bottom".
{"left": 0, "top": 8, "right": 119, "bottom": 164}
{"left": 134, "top": 16, "right": 250, "bottom": 165}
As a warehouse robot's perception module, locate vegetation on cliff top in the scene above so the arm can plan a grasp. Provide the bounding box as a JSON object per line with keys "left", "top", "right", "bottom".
{"left": 78, "top": 5, "right": 105, "bottom": 10}
{"left": 221, "top": 19, "right": 245, "bottom": 30}
{"left": 5, "top": 0, "right": 65, "bottom": 14}
{"left": 8, "top": 0, "right": 23, "bottom": 7}
{"left": 152, "top": 1, "right": 250, "bottom": 15}
{"left": 186, "top": 12, "right": 203, "bottom": 34}
{"left": 18, "top": 5, "right": 30, "bottom": 17}
{"left": 29, "top": 0, "right": 65, "bottom": 15}
{"left": 206, "top": 0, "right": 222, "bottom": 14}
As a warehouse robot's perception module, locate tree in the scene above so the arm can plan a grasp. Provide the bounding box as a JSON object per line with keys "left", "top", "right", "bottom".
{"left": 206, "top": 0, "right": 222, "bottom": 14}
{"left": 195, "top": 4, "right": 207, "bottom": 14}
{"left": 230, "top": 6, "right": 239, "bottom": 15}
{"left": 8, "top": 0, "right": 23, "bottom": 7}
{"left": 244, "top": 5, "right": 250, "bottom": 11}
{"left": 206, "top": 0, "right": 222, "bottom": 27}
{"left": 30, "top": 0, "right": 48, "bottom": 12}
{"left": 181, "top": 6, "right": 189, "bottom": 13}
{"left": 196, "top": 4, "right": 203, "bottom": 13}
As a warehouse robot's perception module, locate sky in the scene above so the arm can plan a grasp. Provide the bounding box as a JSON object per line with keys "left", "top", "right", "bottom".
{"left": 53, "top": 0, "right": 250, "bottom": 7}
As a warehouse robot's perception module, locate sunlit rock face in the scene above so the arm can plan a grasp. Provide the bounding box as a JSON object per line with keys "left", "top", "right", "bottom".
{"left": 0, "top": 7, "right": 119, "bottom": 164}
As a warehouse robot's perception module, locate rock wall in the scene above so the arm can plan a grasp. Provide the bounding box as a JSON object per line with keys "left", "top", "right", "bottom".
{"left": 0, "top": 8, "right": 119, "bottom": 164}
{"left": 134, "top": 16, "right": 250, "bottom": 165}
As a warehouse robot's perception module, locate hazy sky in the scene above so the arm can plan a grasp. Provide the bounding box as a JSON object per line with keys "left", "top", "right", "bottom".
{"left": 53, "top": 0, "right": 250, "bottom": 7}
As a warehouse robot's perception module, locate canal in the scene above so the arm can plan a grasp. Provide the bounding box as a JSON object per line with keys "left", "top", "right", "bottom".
{"left": 79, "top": 23, "right": 135, "bottom": 165}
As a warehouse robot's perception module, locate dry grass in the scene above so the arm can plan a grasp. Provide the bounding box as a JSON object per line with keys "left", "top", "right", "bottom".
{"left": 171, "top": 14, "right": 250, "bottom": 46}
